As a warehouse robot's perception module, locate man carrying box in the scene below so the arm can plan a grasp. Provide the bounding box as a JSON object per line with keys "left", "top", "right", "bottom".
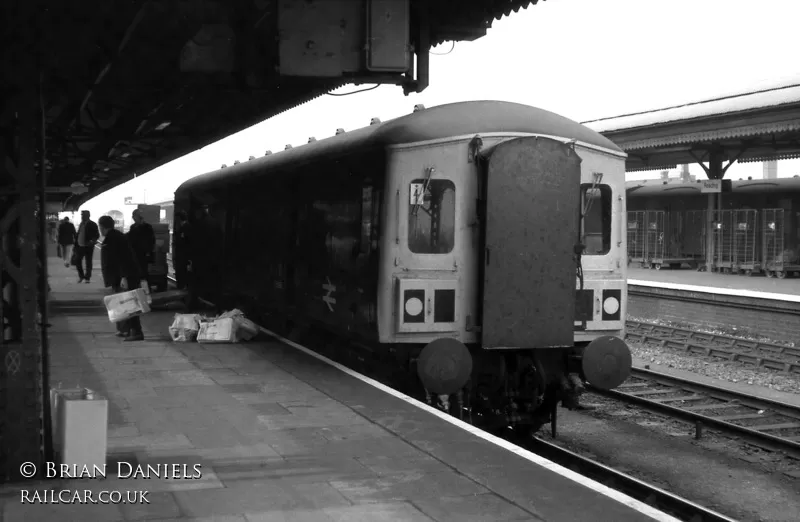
{"left": 98, "top": 215, "right": 144, "bottom": 342}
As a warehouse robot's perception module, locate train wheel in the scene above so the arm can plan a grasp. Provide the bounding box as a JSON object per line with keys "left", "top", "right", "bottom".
{"left": 654, "top": 263, "right": 662, "bottom": 270}
{"left": 777, "top": 271, "right": 787, "bottom": 279}
{"left": 765, "top": 270, "right": 773, "bottom": 278}
{"left": 745, "top": 270, "right": 753, "bottom": 277}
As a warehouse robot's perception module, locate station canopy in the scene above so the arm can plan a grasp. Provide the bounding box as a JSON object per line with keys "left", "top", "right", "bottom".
{"left": 2, "top": 0, "right": 538, "bottom": 210}
{"left": 583, "top": 80, "right": 800, "bottom": 173}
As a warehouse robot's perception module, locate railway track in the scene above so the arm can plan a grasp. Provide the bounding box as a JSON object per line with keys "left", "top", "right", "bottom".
{"left": 626, "top": 319, "right": 800, "bottom": 374}
{"left": 590, "top": 367, "right": 800, "bottom": 459}
{"left": 525, "top": 437, "right": 736, "bottom": 522}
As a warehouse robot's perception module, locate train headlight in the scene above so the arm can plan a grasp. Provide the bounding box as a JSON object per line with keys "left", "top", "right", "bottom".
{"left": 603, "top": 296, "right": 619, "bottom": 316}
{"left": 405, "top": 297, "right": 424, "bottom": 317}
{"left": 601, "top": 289, "right": 622, "bottom": 321}
{"left": 402, "top": 289, "right": 425, "bottom": 324}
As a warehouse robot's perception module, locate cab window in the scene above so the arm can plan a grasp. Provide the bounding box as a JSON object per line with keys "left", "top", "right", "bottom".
{"left": 581, "top": 183, "right": 611, "bottom": 255}
{"left": 408, "top": 179, "right": 455, "bottom": 254}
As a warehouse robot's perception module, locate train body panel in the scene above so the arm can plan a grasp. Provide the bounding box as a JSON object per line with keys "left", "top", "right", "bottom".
{"left": 479, "top": 137, "right": 581, "bottom": 349}
{"left": 573, "top": 146, "right": 628, "bottom": 341}
{"left": 376, "top": 134, "right": 501, "bottom": 346}
{"left": 172, "top": 101, "right": 633, "bottom": 432}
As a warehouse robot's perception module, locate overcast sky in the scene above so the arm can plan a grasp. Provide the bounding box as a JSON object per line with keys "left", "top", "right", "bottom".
{"left": 79, "top": 0, "right": 800, "bottom": 219}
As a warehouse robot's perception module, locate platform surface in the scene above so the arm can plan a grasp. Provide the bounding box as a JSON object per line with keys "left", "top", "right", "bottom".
{"left": 628, "top": 266, "right": 800, "bottom": 297}
{"left": 1, "top": 254, "right": 673, "bottom": 522}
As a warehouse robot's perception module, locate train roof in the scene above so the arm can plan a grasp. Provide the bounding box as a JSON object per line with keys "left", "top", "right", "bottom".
{"left": 626, "top": 176, "right": 800, "bottom": 197}
{"left": 176, "top": 100, "right": 623, "bottom": 194}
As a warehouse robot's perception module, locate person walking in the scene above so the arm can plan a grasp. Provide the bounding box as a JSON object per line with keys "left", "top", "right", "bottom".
{"left": 57, "top": 217, "right": 76, "bottom": 267}
{"left": 98, "top": 215, "right": 144, "bottom": 342}
{"left": 74, "top": 210, "right": 100, "bottom": 283}
{"left": 126, "top": 208, "right": 155, "bottom": 287}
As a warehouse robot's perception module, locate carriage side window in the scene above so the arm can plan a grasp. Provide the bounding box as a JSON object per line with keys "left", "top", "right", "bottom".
{"left": 408, "top": 179, "right": 455, "bottom": 254}
{"left": 581, "top": 183, "right": 612, "bottom": 255}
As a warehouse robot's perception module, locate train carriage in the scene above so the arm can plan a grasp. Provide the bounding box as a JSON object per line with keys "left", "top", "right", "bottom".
{"left": 173, "top": 101, "right": 632, "bottom": 434}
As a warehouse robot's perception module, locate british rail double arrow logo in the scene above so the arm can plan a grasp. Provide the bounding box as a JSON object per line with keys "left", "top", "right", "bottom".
{"left": 322, "top": 277, "right": 336, "bottom": 312}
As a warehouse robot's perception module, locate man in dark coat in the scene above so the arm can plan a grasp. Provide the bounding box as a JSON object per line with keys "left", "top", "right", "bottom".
{"left": 126, "top": 208, "right": 155, "bottom": 286}
{"left": 57, "top": 217, "right": 76, "bottom": 267}
{"left": 99, "top": 215, "right": 144, "bottom": 341}
{"left": 75, "top": 210, "right": 100, "bottom": 283}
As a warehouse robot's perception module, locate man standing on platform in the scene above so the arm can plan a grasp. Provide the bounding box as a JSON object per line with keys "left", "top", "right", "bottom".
{"left": 98, "top": 215, "right": 144, "bottom": 342}
{"left": 74, "top": 210, "right": 100, "bottom": 283}
{"left": 57, "top": 217, "right": 76, "bottom": 267}
{"left": 127, "top": 208, "right": 155, "bottom": 288}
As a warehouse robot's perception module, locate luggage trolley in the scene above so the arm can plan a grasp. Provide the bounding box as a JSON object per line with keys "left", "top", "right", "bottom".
{"left": 763, "top": 208, "right": 800, "bottom": 278}
{"left": 683, "top": 210, "right": 707, "bottom": 270}
{"left": 711, "top": 209, "right": 735, "bottom": 273}
{"left": 649, "top": 211, "right": 700, "bottom": 270}
{"left": 732, "top": 209, "right": 759, "bottom": 275}
{"left": 627, "top": 211, "right": 646, "bottom": 266}
{"left": 644, "top": 210, "right": 665, "bottom": 269}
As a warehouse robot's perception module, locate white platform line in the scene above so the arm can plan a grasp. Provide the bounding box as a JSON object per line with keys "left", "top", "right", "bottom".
{"left": 628, "top": 279, "right": 800, "bottom": 303}
{"left": 255, "top": 325, "right": 685, "bottom": 522}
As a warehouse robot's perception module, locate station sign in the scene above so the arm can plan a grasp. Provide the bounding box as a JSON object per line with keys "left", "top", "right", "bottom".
{"left": 700, "top": 179, "right": 722, "bottom": 193}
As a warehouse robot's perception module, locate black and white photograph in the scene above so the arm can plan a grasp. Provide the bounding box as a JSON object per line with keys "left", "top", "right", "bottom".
{"left": 1, "top": 1, "right": 798, "bottom": 521}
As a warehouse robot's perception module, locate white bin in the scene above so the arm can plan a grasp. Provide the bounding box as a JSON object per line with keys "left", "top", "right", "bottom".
{"left": 50, "top": 388, "right": 108, "bottom": 477}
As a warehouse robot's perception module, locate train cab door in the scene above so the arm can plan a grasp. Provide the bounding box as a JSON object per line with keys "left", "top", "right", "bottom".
{"left": 479, "top": 136, "right": 581, "bottom": 349}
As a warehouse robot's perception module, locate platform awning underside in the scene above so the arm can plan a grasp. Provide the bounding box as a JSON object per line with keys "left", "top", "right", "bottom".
{"left": 0, "top": 0, "right": 539, "bottom": 209}
{"left": 583, "top": 82, "right": 800, "bottom": 173}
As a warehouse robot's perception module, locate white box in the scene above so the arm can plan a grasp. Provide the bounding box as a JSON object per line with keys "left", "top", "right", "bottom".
{"left": 103, "top": 288, "right": 151, "bottom": 323}
{"left": 50, "top": 388, "right": 108, "bottom": 476}
{"left": 197, "top": 317, "right": 237, "bottom": 343}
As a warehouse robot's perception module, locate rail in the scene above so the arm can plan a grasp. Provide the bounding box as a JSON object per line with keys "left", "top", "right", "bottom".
{"left": 625, "top": 320, "right": 800, "bottom": 374}
{"left": 527, "top": 437, "right": 737, "bottom": 522}
{"left": 589, "top": 367, "right": 800, "bottom": 459}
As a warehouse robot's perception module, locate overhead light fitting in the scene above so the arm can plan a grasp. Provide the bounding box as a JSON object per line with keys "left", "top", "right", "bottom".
{"left": 155, "top": 121, "right": 171, "bottom": 131}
